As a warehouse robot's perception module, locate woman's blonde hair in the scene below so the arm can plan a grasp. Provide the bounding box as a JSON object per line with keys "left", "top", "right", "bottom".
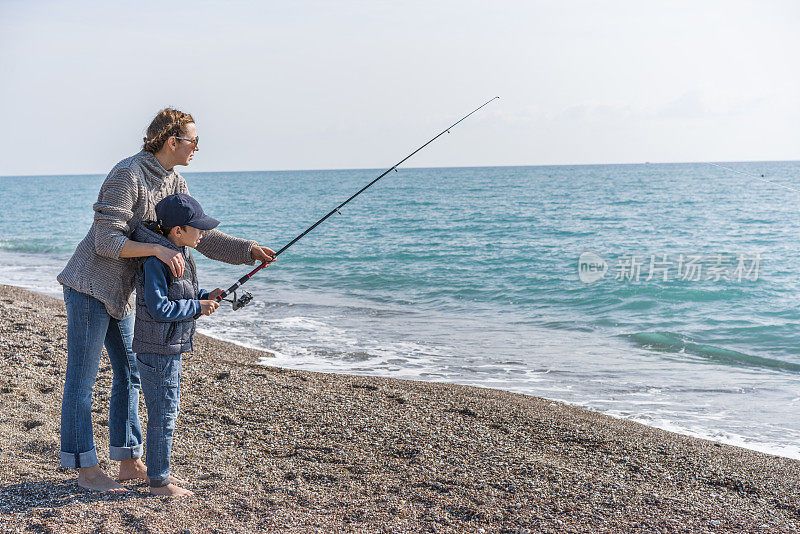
{"left": 142, "top": 108, "right": 195, "bottom": 153}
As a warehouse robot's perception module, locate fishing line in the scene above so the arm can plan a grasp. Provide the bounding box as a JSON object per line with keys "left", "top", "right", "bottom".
{"left": 205, "top": 96, "right": 501, "bottom": 314}
{"left": 705, "top": 161, "right": 800, "bottom": 195}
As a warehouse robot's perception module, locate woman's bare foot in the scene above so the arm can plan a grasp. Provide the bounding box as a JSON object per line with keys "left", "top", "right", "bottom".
{"left": 149, "top": 483, "right": 194, "bottom": 498}
{"left": 117, "top": 458, "right": 148, "bottom": 481}
{"left": 118, "top": 459, "right": 189, "bottom": 486}
{"left": 77, "top": 465, "right": 128, "bottom": 493}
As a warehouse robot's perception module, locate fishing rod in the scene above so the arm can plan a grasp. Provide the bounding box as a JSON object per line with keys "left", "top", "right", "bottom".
{"left": 208, "top": 96, "right": 500, "bottom": 313}
{"left": 705, "top": 162, "right": 800, "bottom": 194}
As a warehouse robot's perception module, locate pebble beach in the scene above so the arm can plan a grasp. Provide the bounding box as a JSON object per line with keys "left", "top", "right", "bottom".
{"left": 1, "top": 284, "right": 799, "bottom": 533}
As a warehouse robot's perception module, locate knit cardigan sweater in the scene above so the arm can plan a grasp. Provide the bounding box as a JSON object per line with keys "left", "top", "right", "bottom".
{"left": 57, "top": 151, "right": 257, "bottom": 320}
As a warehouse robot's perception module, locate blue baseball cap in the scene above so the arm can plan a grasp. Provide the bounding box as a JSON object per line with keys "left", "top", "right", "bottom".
{"left": 155, "top": 193, "right": 220, "bottom": 231}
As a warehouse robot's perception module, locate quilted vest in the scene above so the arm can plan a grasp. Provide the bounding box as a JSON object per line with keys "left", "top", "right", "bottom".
{"left": 131, "top": 222, "right": 199, "bottom": 355}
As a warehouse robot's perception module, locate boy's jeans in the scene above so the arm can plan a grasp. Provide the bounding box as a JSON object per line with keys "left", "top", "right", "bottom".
{"left": 61, "top": 286, "right": 143, "bottom": 468}
{"left": 136, "top": 352, "right": 182, "bottom": 487}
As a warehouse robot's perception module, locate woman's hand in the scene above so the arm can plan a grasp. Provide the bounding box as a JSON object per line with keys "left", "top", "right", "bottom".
{"left": 199, "top": 299, "right": 219, "bottom": 316}
{"left": 250, "top": 245, "right": 277, "bottom": 264}
{"left": 154, "top": 245, "right": 185, "bottom": 277}
{"left": 208, "top": 288, "right": 224, "bottom": 301}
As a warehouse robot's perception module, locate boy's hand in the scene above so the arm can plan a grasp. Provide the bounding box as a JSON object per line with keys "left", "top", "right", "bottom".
{"left": 208, "top": 288, "right": 224, "bottom": 301}
{"left": 199, "top": 300, "right": 219, "bottom": 316}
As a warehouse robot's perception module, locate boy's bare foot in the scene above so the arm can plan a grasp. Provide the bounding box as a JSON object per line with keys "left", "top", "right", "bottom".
{"left": 150, "top": 483, "right": 194, "bottom": 498}
{"left": 77, "top": 465, "right": 128, "bottom": 493}
{"left": 118, "top": 459, "right": 188, "bottom": 486}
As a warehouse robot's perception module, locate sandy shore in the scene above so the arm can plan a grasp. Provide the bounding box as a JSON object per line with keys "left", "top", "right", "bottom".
{"left": 0, "top": 284, "right": 799, "bottom": 533}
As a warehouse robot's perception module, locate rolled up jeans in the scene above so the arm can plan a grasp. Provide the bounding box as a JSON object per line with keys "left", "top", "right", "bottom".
{"left": 60, "top": 286, "right": 143, "bottom": 468}
{"left": 136, "top": 352, "right": 182, "bottom": 488}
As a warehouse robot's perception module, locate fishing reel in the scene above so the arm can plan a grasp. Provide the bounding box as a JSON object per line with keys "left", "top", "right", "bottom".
{"left": 222, "top": 290, "right": 253, "bottom": 311}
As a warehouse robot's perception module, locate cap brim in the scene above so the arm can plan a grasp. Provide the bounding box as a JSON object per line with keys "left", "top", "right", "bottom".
{"left": 188, "top": 215, "right": 220, "bottom": 231}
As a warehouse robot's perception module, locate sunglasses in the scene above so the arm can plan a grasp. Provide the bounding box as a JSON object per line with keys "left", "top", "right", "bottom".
{"left": 175, "top": 136, "right": 199, "bottom": 148}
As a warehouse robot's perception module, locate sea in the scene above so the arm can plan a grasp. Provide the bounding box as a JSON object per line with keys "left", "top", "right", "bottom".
{"left": 1, "top": 162, "right": 799, "bottom": 460}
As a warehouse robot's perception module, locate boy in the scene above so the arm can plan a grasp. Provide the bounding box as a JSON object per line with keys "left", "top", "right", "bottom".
{"left": 132, "top": 193, "right": 223, "bottom": 497}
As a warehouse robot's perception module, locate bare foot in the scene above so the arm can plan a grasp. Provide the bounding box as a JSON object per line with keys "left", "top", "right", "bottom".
{"left": 117, "top": 458, "right": 148, "bottom": 481}
{"left": 149, "top": 483, "right": 194, "bottom": 498}
{"left": 77, "top": 465, "right": 128, "bottom": 493}
{"left": 118, "top": 459, "right": 189, "bottom": 486}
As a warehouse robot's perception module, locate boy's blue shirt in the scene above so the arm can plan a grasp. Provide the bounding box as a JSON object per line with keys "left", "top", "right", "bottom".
{"left": 142, "top": 256, "right": 209, "bottom": 322}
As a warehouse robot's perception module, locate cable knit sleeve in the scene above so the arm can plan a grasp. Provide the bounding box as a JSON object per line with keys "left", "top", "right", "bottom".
{"left": 93, "top": 168, "right": 139, "bottom": 259}
{"left": 174, "top": 173, "right": 257, "bottom": 265}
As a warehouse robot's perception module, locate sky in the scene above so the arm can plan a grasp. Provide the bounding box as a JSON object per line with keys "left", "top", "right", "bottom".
{"left": 0, "top": 0, "right": 798, "bottom": 175}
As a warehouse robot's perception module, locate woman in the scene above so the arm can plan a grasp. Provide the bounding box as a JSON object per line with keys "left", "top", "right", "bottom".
{"left": 57, "top": 108, "right": 275, "bottom": 493}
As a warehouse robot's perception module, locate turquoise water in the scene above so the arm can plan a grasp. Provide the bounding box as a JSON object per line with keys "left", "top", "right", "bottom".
{"left": 1, "top": 162, "right": 799, "bottom": 458}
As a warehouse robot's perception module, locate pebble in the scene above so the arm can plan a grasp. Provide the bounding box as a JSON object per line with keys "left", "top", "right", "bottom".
{"left": 1, "top": 284, "right": 799, "bottom": 533}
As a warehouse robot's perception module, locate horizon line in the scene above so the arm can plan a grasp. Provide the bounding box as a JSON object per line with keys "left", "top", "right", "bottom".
{"left": 1, "top": 158, "right": 799, "bottom": 179}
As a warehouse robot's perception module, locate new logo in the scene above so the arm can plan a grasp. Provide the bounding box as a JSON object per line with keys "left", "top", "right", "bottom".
{"left": 578, "top": 251, "right": 607, "bottom": 283}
